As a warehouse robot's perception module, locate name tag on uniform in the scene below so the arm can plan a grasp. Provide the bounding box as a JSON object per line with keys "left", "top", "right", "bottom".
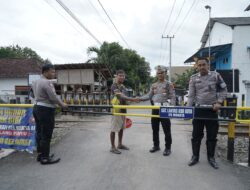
{"left": 220, "top": 82, "right": 226, "bottom": 88}
{"left": 154, "top": 102, "right": 170, "bottom": 106}
{"left": 162, "top": 102, "right": 170, "bottom": 106}
{"left": 154, "top": 103, "right": 161, "bottom": 106}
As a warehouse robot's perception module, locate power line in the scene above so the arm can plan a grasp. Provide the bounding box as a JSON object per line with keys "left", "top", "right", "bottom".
{"left": 173, "top": 0, "right": 197, "bottom": 35}
{"left": 55, "top": 0, "right": 102, "bottom": 45}
{"left": 162, "top": 35, "right": 174, "bottom": 82}
{"left": 43, "top": 0, "right": 89, "bottom": 40}
{"left": 168, "top": 0, "right": 186, "bottom": 35}
{"left": 159, "top": 38, "right": 163, "bottom": 64}
{"left": 84, "top": 0, "right": 119, "bottom": 40}
{"left": 184, "top": 0, "right": 201, "bottom": 24}
{"left": 162, "top": 0, "right": 177, "bottom": 35}
{"left": 97, "top": 0, "right": 130, "bottom": 49}
{"left": 162, "top": 38, "right": 168, "bottom": 66}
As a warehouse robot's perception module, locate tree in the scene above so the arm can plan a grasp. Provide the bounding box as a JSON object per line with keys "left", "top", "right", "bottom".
{"left": 0, "top": 45, "right": 51, "bottom": 64}
{"left": 87, "top": 42, "right": 151, "bottom": 94}
{"left": 174, "top": 67, "right": 197, "bottom": 92}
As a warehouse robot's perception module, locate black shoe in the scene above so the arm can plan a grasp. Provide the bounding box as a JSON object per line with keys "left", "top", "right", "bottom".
{"left": 149, "top": 147, "right": 160, "bottom": 153}
{"left": 37, "top": 153, "right": 54, "bottom": 162}
{"left": 163, "top": 149, "right": 171, "bottom": 156}
{"left": 40, "top": 157, "right": 61, "bottom": 165}
{"left": 208, "top": 157, "right": 219, "bottom": 169}
{"left": 188, "top": 156, "right": 199, "bottom": 166}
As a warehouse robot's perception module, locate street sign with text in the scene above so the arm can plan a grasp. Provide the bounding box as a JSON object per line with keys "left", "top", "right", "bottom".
{"left": 160, "top": 106, "right": 194, "bottom": 119}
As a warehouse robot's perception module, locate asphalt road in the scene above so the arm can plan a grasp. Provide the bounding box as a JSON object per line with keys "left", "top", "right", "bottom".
{"left": 0, "top": 103, "right": 249, "bottom": 190}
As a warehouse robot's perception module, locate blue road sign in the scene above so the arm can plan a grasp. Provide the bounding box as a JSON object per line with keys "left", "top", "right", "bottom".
{"left": 160, "top": 106, "right": 194, "bottom": 119}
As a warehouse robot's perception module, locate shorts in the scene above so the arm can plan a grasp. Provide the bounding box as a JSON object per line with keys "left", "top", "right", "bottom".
{"left": 111, "top": 115, "right": 125, "bottom": 132}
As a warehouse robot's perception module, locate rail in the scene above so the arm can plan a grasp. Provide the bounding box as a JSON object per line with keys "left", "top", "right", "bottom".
{"left": 0, "top": 104, "right": 249, "bottom": 166}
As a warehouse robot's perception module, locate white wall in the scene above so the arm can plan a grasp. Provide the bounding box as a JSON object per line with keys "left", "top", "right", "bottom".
{"left": 205, "top": 22, "right": 250, "bottom": 106}
{"left": 57, "top": 69, "right": 94, "bottom": 84}
{"left": 0, "top": 78, "right": 27, "bottom": 95}
{"left": 232, "top": 25, "right": 250, "bottom": 105}
{"left": 0, "top": 78, "right": 28, "bottom": 103}
{"left": 205, "top": 22, "right": 232, "bottom": 47}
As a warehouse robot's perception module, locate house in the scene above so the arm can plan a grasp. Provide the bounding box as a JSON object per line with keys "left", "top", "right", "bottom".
{"left": 54, "top": 63, "right": 112, "bottom": 104}
{"left": 54, "top": 63, "right": 112, "bottom": 93}
{"left": 0, "top": 58, "right": 42, "bottom": 103}
{"left": 184, "top": 17, "right": 250, "bottom": 106}
{"left": 0, "top": 59, "right": 113, "bottom": 104}
{"left": 171, "top": 66, "right": 193, "bottom": 96}
{"left": 171, "top": 66, "right": 193, "bottom": 80}
{"left": 245, "top": 4, "right": 250, "bottom": 11}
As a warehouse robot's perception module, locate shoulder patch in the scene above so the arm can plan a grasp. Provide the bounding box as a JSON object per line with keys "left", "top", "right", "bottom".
{"left": 152, "top": 82, "right": 158, "bottom": 87}
{"left": 191, "top": 73, "right": 198, "bottom": 78}
{"left": 169, "top": 83, "right": 174, "bottom": 89}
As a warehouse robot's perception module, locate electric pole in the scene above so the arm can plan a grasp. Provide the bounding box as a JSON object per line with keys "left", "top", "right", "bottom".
{"left": 162, "top": 35, "right": 174, "bottom": 82}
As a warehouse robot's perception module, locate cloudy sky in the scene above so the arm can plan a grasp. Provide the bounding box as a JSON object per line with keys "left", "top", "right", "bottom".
{"left": 0, "top": 0, "right": 249, "bottom": 75}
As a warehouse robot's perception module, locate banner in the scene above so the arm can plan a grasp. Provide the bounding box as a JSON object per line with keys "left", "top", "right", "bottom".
{"left": 160, "top": 106, "right": 194, "bottom": 119}
{"left": 0, "top": 107, "right": 36, "bottom": 152}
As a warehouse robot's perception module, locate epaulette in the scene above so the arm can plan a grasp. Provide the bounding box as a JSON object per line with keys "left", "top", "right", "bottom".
{"left": 152, "top": 82, "right": 158, "bottom": 86}
{"left": 191, "top": 73, "right": 199, "bottom": 78}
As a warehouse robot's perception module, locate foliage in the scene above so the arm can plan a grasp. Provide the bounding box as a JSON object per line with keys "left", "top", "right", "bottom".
{"left": 87, "top": 42, "right": 151, "bottom": 93}
{"left": 0, "top": 45, "right": 51, "bottom": 64}
{"left": 174, "top": 67, "right": 197, "bottom": 91}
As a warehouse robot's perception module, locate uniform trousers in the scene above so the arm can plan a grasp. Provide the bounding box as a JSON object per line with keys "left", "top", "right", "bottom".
{"left": 151, "top": 109, "right": 172, "bottom": 149}
{"left": 33, "top": 105, "right": 55, "bottom": 158}
{"left": 192, "top": 108, "right": 219, "bottom": 158}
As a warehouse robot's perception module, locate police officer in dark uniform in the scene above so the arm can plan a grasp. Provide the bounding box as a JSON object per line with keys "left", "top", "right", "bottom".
{"left": 31, "top": 64, "right": 67, "bottom": 165}
{"left": 187, "top": 57, "right": 227, "bottom": 169}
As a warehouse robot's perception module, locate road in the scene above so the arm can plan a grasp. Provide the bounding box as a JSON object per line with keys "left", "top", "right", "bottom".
{"left": 0, "top": 102, "right": 249, "bottom": 190}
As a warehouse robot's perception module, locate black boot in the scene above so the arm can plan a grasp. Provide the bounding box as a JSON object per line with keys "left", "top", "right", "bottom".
{"left": 188, "top": 140, "right": 200, "bottom": 166}
{"left": 188, "top": 156, "right": 199, "bottom": 166}
{"left": 208, "top": 157, "right": 219, "bottom": 169}
{"left": 149, "top": 146, "right": 160, "bottom": 153}
{"left": 40, "top": 156, "right": 61, "bottom": 165}
{"left": 163, "top": 148, "right": 171, "bottom": 156}
{"left": 37, "top": 153, "right": 54, "bottom": 162}
{"left": 207, "top": 141, "right": 219, "bottom": 169}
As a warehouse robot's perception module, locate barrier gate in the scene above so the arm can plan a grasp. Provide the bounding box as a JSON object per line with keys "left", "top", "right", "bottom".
{"left": 0, "top": 104, "right": 250, "bottom": 166}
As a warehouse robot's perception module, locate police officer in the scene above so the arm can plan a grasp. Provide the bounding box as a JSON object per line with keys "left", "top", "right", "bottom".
{"left": 140, "top": 65, "right": 175, "bottom": 156}
{"left": 31, "top": 64, "right": 67, "bottom": 165}
{"left": 187, "top": 57, "right": 227, "bottom": 169}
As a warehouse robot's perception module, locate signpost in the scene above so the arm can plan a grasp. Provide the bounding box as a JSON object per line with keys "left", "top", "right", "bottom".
{"left": 0, "top": 106, "right": 36, "bottom": 152}
{"left": 160, "top": 106, "right": 194, "bottom": 119}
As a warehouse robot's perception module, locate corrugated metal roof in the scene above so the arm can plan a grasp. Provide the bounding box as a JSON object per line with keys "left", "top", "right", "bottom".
{"left": 0, "top": 59, "right": 112, "bottom": 80}
{"left": 184, "top": 43, "right": 232, "bottom": 63}
{"left": 245, "top": 4, "right": 250, "bottom": 11}
{"left": 201, "top": 17, "right": 250, "bottom": 48}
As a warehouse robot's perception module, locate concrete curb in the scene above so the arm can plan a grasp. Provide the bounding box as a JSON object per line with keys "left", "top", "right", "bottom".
{"left": 0, "top": 149, "right": 15, "bottom": 159}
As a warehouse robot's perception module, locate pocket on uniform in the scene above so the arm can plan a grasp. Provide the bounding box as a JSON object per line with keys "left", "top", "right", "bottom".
{"left": 208, "top": 82, "right": 216, "bottom": 90}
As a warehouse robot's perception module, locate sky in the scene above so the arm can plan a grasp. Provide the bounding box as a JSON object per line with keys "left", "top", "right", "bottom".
{"left": 0, "top": 0, "right": 249, "bottom": 75}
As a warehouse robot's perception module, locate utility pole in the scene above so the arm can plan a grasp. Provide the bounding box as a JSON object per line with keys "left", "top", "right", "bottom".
{"left": 162, "top": 35, "right": 174, "bottom": 82}
{"left": 205, "top": 5, "right": 211, "bottom": 67}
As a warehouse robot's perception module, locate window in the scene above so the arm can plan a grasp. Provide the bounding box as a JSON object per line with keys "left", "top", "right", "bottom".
{"left": 15, "top": 86, "right": 30, "bottom": 95}
{"left": 223, "top": 57, "right": 228, "bottom": 64}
